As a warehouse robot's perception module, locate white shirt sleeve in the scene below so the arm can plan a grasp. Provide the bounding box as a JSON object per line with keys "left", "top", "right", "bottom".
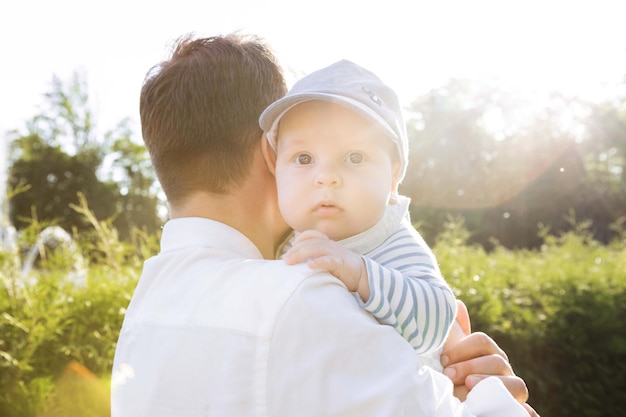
{"left": 267, "top": 272, "right": 527, "bottom": 417}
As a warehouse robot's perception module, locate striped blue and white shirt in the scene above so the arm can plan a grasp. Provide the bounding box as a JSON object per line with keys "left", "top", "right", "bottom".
{"left": 282, "top": 195, "right": 456, "bottom": 368}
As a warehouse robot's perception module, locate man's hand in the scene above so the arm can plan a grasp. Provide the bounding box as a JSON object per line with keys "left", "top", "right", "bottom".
{"left": 283, "top": 230, "right": 371, "bottom": 301}
{"left": 442, "top": 300, "right": 539, "bottom": 417}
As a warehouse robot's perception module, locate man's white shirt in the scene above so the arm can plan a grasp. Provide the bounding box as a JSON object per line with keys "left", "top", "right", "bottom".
{"left": 111, "top": 217, "right": 527, "bottom": 417}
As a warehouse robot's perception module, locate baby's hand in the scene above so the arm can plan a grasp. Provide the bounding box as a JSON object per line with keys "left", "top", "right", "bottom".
{"left": 283, "top": 230, "right": 370, "bottom": 301}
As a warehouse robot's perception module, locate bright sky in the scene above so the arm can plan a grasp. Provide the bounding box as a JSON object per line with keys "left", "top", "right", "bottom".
{"left": 1, "top": 0, "right": 625, "bottom": 149}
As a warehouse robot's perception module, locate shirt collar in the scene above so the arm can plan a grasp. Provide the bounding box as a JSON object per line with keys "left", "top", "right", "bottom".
{"left": 339, "top": 195, "right": 411, "bottom": 255}
{"left": 160, "top": 217, "right": 264, "bottom": 259}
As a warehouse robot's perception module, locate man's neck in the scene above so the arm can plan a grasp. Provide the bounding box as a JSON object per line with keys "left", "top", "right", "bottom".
{"left": 169, "top": 140, "right": 289, "bottom": 259}
{"left": 170, "top": 191, "right": 278, "bottom": 259}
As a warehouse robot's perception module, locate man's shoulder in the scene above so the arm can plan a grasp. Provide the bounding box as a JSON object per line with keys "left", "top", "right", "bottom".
{"left": 237, "top": 260, "right": 361, "bottom": 337}
{"left": 232, "top": 259, "right": 339, "bottom": 296}
{"left": 245, "top": 260, "right": 345, "bottom": 313}
{"left": 130, "top": 256, "right": 345, "bottom": 338}
{"left": 267, "top": 262, "right": 380, "bottom": 336}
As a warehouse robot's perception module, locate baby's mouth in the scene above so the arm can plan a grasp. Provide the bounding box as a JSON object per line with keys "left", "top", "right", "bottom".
{"left": 314, "top": 201, "right": 342, "bottom": 216}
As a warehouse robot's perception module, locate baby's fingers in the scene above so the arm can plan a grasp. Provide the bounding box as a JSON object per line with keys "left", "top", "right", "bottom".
{"left": 283, "top": 241, "right": 334, "bottom": 265}
{"left": 292, "top": 229, "right": 330, "bottom": 244}
{"left": 307, "top": 255, "right": 341, "bottom": 272}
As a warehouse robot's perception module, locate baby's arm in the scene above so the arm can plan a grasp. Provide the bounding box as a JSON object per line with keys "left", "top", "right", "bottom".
{"left": 362, "top": 223, "right": 456, "bottom": 354}
{"left": 283, "top": 226, "right": 456, "bottom": 355}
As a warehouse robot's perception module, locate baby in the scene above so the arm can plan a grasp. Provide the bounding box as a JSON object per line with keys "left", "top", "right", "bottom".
{"left": 260, "top": 59, "right": 455, "bottom": 370}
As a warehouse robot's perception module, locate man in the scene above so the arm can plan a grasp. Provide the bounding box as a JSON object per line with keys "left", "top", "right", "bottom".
{"left": 111, "top": 33, "right": 537, "bottom": 416}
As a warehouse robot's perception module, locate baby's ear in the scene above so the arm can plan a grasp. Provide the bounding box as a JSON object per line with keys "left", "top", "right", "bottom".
{"left": 261, "top": 134, "right": 277, "bottom": 176}
{"left": 391, "top": 161, "right": 402, "bottom": 193}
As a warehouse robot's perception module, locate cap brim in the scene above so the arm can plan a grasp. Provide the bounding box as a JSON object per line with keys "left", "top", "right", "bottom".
{"left": 260, "top": 93, "right": 399, "bottom": 150}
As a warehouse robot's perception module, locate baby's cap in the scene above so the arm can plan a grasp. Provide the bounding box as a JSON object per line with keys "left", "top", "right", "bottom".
{"left": 259, "top": 59, "right": 408, "bottom": 180}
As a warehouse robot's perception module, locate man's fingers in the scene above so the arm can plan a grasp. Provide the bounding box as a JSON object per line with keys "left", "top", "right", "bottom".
{"left": 452, "top": 384, "right": 469, "bottom": 402}
{"left": 466, "top": 374, "right": 529, "bottom": 404}
{"left": 441, "top": 331, "right": 508, "bottom": 369}
{"left": 523, "top": 403, "right": 540, "bottom": 417}
{"left": 443, "top": 352, "right": 513, "bottom": 385}
{"left": 456, "top": 376, "right": 537, "bottom": 416}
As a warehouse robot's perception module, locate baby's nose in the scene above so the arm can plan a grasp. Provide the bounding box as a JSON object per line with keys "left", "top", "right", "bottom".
{"left": 315, "top": 169, "right": 342, "bottom": 187}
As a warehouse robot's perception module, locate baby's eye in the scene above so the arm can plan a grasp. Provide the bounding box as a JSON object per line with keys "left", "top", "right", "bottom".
{"left": 295, "top": 153, "right": 313, "bottom": 165}
{"left": 347, "top": 152, "right": 364, "bottom": 164}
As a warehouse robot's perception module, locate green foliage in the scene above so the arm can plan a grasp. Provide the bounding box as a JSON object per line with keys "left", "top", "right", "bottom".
{"left": 1, "top": 202, "right": 625, "bottom": 416}
{"left": 433, "top": 216, "right": 626, "bottom": 417}
{"left": 9, "top": 134, "right": 121, "bottom": 234}
{"left": 0, "top": 197, "right": 158, "bottom": 417}
{"left": 8, "top": 72, "right": 163, "bottom": 241}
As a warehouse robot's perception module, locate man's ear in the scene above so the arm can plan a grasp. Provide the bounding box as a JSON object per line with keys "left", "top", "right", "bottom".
{"left": 261, "top": 134, "right": 277, "bottom": 176}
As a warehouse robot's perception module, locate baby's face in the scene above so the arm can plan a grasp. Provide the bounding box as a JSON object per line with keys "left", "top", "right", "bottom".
{"left": 274, "top": 100, "right": 399, "bottom": 241}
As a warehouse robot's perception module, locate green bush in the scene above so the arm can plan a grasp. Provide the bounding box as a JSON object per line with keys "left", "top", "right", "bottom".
{"left": 1, "top": 205, "right": 625, "bottom": 416}
{"left": 0, "top": 195, "right": 157, "bottom": 417}
{"left": 433, "top": 217, "right": 626, "bottom": 417}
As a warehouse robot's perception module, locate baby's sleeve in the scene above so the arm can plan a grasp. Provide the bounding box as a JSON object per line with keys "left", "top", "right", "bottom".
{"left": 358, "top": 223, "right": 457, "bottom": 355}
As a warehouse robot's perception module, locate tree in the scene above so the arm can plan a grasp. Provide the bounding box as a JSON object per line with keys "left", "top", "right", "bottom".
{"left": 581, "top": 98, "right": 626, "bottom": 193}
{"left": 9, "top": 134, "right": 119, "bottom": 234}
{"left": 105, "top": 121, "right": 164, "bottom": 239}
{"left": 401, "top": 77, "right": 625, "bottom": 248}
{"left": 8, "top": 72, "right": 162, "bottom": 241}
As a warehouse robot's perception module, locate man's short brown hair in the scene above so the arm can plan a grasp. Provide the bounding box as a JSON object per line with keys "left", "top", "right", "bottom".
{"left": 140, "top": 33, "right": 287, "bottom": 205}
